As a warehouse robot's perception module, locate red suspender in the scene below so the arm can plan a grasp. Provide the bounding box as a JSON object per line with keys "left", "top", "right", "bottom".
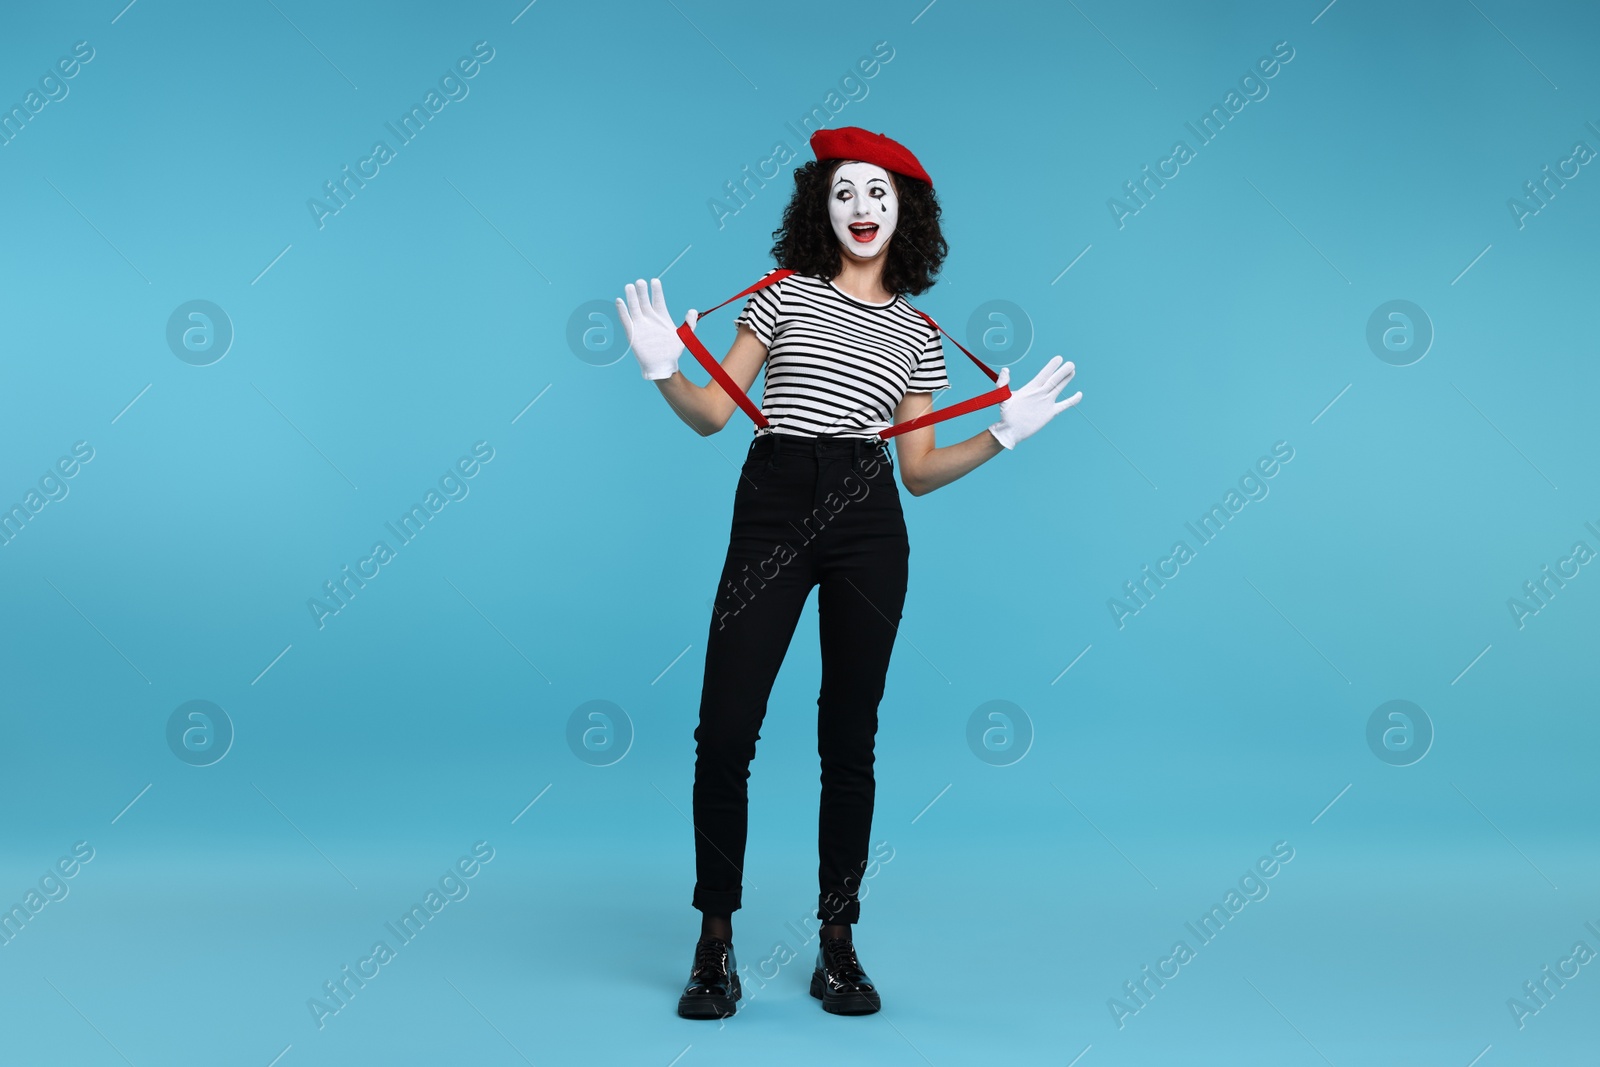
{"left": 675, "top": 269, "right": 1012, "bottom": 440}
{"left": 888, "top": 305, "right": 1010, "bottom": 439}
{"left": 676, "top": 271, "right": 786, "bottom": 430}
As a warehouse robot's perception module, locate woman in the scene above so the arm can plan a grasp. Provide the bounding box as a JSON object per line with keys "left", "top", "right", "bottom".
{"left": 616, "top": 126, "right": 1081, "bottom": 1019}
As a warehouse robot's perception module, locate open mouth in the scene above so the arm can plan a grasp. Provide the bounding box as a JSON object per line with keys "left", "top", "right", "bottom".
{"left": 848, "top": 223, "right": 879, "bottom": 243}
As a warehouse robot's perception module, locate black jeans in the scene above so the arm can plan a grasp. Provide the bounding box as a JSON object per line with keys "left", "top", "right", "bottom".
{"left": 691, "top": 431, "right": 909, "bottom": 927}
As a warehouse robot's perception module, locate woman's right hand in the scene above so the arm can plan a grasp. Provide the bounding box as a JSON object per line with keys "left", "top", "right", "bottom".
{"left": 616, "top": 277, "right": 698, "bottom": 381}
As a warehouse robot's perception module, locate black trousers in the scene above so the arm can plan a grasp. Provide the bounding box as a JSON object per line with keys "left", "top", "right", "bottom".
{"left": 691, "top": 431, "right": 909, "bottom": 927}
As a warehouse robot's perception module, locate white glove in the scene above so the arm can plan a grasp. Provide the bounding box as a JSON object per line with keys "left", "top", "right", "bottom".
{"left": 615, "top": 277, "right": 698, "bottom": 380}
{"left": 987, "top": 355, "right": 1082, "bottom": 449}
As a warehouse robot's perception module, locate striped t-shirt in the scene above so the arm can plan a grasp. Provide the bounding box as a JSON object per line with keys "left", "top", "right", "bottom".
{"left": 733, "top": 269, "right": 951, "bottom": 438}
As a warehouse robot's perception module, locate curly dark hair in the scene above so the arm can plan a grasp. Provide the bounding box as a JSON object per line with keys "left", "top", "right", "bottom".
{"left": 767, "top": 158, "right": 948, "bottom": 296}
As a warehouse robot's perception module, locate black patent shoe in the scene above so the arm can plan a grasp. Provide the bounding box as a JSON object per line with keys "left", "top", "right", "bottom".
{"left": 677, "top": 936, "right": 741, "bottom": 1019}
{"left": 809, "top": 936, "right": 881, "bottom": 1015}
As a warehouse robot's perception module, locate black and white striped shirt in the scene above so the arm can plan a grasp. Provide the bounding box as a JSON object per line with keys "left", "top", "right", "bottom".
{"left": 733, "top": 269, "right": 950, "bottom": 438}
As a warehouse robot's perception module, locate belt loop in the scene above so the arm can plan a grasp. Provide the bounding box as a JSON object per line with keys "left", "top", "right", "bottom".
{"left": 863, "top": 437, "right": 886, "bottom": 475}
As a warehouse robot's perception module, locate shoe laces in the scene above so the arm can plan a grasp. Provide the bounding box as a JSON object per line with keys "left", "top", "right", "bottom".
{"left": 822, "top": 936, "right": 864, "bottom": 980}
{"left": 694, "top": 937, "right": 729, "bottom": 975}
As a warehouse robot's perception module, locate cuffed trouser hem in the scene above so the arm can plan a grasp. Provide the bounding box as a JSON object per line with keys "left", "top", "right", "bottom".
{"left": 692, "top": 888, "right": 742, "bottom": 916}
{"left": 816, "top": 895, "right": 860, "bottom": 927}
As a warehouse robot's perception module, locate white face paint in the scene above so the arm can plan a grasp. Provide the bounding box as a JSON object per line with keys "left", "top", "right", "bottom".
{"left": 828, "top": 161, "right": 898, "bottom": 260}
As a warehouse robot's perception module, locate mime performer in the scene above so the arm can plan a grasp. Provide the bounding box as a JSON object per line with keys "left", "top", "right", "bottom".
{"left": 616, "top": 126, "right": 1082, "bottom": 1019}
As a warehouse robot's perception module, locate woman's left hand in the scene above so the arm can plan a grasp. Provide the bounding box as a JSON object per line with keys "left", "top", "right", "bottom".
{"left": 987, "top": 355, "right": 1082, "bottom": 449}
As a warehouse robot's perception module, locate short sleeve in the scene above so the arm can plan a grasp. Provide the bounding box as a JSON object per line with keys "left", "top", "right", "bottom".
{"left": 733, "top": 269, "right": 783, "bottom": 348}
{"left": 907, "top": 326, "right": 951, "bottom": 392}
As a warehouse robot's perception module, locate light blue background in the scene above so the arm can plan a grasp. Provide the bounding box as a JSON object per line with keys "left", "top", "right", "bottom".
{"left": 2, "top": 1, "right": 1597, "bottom": 1064}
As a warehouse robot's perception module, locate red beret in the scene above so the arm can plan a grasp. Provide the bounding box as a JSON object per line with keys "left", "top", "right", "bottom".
{"left": 809, "top": 126, "right": 932, "bottom": 188}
